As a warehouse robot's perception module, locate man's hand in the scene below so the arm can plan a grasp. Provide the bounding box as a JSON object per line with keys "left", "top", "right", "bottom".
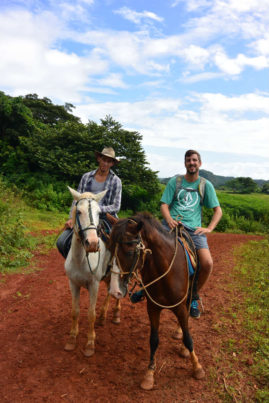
{"left": 194, "top": 227, "right": 212, "bottom": 235}
{"left": 65, "top": 219, "right": 73, "bottom": 229}
{"left": 161, "top": 203, "right": 181, "bottom": 230}
{"left": 167, "top": 217, "right": 181, "bottom": 229}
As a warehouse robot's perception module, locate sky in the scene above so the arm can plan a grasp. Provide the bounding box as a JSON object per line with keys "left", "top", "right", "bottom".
{"left": 1, "top": 0, "right": 269, "bottom": 180}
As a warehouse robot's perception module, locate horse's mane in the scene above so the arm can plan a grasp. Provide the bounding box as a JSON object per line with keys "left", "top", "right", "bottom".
{"left": 133, "top": 212, "right": 171, "bottom": 238}
{"left": 109, "top": 211, "right": 172, "bottom": 251}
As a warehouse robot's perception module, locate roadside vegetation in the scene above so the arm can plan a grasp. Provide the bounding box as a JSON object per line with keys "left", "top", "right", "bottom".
{"left": 203, "top": 191, "right": 269, "bottom": 234}
{"left": 0, "top": 176, "right": 65, "bottom": 274}
{"left": 209, "top": 239, "right": 269, "bottom": 402}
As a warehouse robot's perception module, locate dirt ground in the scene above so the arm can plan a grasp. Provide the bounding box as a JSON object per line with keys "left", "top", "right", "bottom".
{"left": 0, "top": 233, "right": 262, "bottom": 403}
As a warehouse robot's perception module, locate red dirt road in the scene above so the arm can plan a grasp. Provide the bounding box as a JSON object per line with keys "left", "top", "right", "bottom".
{"left": 0, "top": 233, "right": 261, "bottom": 402}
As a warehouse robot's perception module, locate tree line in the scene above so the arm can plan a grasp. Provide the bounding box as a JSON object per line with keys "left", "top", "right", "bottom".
{"left": 0, "top": 91, "right": 162, "bottom": 213}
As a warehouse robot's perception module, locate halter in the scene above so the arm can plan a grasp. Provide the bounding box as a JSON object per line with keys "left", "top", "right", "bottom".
{"left": 113, "top": 224, "right": 189, "bottom": 309}
{"left": 75, "top": 198, "right": 101, "bottom": 275}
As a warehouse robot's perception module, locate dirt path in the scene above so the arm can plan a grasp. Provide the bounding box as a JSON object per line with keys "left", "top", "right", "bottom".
{"left": 0, "top": 233, "right": 261, "bottom": 403}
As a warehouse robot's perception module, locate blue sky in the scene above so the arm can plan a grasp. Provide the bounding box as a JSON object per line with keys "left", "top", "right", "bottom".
{"left": 1, "top": 0, "right": 269, "bottom": 179}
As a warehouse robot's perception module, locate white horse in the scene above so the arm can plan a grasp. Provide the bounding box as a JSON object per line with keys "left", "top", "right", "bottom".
{"left": 64, "top": 187, "right": 120, "bottom": 357}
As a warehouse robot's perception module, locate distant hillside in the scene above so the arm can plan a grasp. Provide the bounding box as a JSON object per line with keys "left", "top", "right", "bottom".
{"left": 159, "top": 169, "right": 268, "bottom": 188}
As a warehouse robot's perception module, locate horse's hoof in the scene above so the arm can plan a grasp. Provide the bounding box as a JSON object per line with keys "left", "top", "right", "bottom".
{"left": 112, "top": 316, "right": 121, "bottom": 325}
{"left": 172, "top": 327, "right": 182, "bottom": 340}
{"left": 193, "top": 367, "right": 205, "bottom": 380}
{"left": 64, "top": 336, "right": 76, "bottom": 351}
{"left": 178, "top": 346, "right": 190, "bottom": 358}
{"left": 140, "top": 370, "right": 154, "bottom": 390}
{"left": 83, "top": 345, "right": 95, "bottom": 357}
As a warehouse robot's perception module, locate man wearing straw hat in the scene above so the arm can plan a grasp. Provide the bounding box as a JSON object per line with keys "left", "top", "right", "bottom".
{"left": 57, "top": 147, "right": 122, "bottom": 258}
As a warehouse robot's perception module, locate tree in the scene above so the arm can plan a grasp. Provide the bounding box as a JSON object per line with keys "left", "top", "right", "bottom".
{"left": 224, "top": 177, "right": 259, "bottom": 194}
{"left": 0, "top": 93, "right": 161, "bottom": 213}
{"left": 261, "top": 183, "right": 269, "bottom": 194}
{"left": 0, "top": 91, "right": 37, "bottom": 173}
{"left": 22, "top": 94, "right": 80, "bottom": 125}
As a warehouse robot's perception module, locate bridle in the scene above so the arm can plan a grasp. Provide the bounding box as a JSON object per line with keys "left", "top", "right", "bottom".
{"left": 114, "top": 232, "right": 149, "bottom": 293}
{"left": 113, "top": 224, "right": 189, "bottom": 309}
{"left": 75, "top": 198, "right": 101, "bottom": 274}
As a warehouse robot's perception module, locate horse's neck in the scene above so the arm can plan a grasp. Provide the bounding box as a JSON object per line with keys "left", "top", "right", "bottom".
{"left": 142, "top": 229, "right": 177, "bottom": 272}
{"left": 143, "top": 228, "right": 175, "bottom": 254}
{"left": 70, "top": 235, "right": 85, "bottom": 263}
{"left": 69, "top": 234, "right": 109, "bottom": 277}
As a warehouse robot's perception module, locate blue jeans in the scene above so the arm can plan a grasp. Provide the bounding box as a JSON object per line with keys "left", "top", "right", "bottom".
{"left": 162, "top": 220, "right": 208, "bottom": 250}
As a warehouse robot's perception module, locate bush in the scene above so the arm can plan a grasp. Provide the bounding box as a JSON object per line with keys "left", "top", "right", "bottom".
{"left": 0, "top": 178, "right": 33, "bottom": 272}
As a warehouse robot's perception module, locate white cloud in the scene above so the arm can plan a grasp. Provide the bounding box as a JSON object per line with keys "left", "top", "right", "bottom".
{"left": 0, "top": 9, "right": 109, "bottom": 102}
{"left": 182, "top": 45, "right": 210, "bottom": 67}
{"left": 249, "top": 34, "right": 269, "bottom": 56}
{"left": 213, "top": 48, "right": 269, "bottom": 75}
{"left": 115, "top": 7, "right": 163, "bottom": 24}
{"left": 181, "top": 71, "right": 224, "bottom": 83}
{"left": 75, "top": 93, "right": 269, "bottom": 166}
{"left": 197, "top": 92, "right": 269, "bottom": 113}
{"left": 98, "top": 73, "right": 127, "bottom": 88}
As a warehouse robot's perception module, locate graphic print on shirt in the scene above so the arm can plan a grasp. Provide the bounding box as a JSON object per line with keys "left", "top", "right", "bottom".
{"left": 176, "top": 187, "right": 199, "bottom": 213}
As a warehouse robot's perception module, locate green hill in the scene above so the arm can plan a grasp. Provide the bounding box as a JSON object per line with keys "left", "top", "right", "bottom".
{"left": 159, "top": 169, "right": 268, "bottom": 189}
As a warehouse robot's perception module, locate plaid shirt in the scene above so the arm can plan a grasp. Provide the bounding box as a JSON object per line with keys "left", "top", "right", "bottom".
{"left": 70, "top": 169, "right": 122, "bottom": 217}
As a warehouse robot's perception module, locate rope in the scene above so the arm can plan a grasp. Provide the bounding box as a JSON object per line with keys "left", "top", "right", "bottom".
{"left": 136, "top": 225, "right": 189, "bottom": 309}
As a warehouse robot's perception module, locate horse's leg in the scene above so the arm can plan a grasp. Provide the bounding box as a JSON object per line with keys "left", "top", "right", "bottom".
{"left": 172, "top": 324, "right": 183, "bottom": 340}
{"left": 84, "top": 280, "right": 99, "bottom": 357}
{"left": 112, "top": 298, "right": 121, "bottom": 324}
{"left": 97, "top": 292, "right": 111, "bottom": 326}
{"left": 64, "top": 281, "right": 80, "bottom": 351}
{"left": 176, "top": 306, "right": 205, "bottom": 379}
{"left": 140, "top": 305, "right": 161, "bottom": 390}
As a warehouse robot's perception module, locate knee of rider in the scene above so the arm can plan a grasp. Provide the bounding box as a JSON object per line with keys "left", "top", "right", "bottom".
{"left": 201, "top": 258, "right": 213, "bottom": 274}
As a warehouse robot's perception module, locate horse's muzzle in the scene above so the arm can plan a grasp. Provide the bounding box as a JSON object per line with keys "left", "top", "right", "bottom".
{"left": 84, "top": 239, "right": 99, "bottom": 253}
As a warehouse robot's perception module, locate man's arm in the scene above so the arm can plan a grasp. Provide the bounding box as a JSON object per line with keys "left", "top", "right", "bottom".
{"left": 160, "top": 203, "right": 181, "bottom": 229}
{"left": 194, "top": 206, "right": 222, "bottom": 235}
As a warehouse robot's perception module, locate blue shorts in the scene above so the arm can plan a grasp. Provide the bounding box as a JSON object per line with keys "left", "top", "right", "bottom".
{"left": 162, "top": 220, "right": 209, "bottom": 250}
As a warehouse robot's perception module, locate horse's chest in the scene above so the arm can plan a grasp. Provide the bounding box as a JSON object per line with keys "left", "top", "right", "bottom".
{"left": 65, "top": 261, "right": 94, "bottom": 286}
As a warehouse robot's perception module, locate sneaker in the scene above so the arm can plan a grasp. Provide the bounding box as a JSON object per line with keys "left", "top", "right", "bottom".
{"left": 190, "top": 300, "right": 200, "bottom": 319}
{"left": 130, "top": 289, "right": 145, "bottom": 303}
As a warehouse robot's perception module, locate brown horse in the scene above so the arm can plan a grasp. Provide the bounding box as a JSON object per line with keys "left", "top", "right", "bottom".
{"left": 108, "top": 212, "right": 205, "bottom": 390}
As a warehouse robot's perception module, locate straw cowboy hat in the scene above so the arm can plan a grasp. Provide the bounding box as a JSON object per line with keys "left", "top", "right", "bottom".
{"left": 94, "top": 147, "right": 120, "bottom": 163}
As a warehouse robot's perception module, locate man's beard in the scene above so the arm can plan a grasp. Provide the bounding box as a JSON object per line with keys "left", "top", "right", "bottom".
{"left": 187, "top": 166, "right": 198, "bottom": 175}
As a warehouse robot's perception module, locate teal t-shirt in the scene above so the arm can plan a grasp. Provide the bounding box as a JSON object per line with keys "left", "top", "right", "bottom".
{"left": 160, "top": 176, "right": 220, "bottom": 230}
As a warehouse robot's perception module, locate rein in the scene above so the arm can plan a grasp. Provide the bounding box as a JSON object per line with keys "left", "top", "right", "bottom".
{"left": 75, "top": 198, "right": 101, "bottom": 275}
{"left": 114, "top": 225, "right": 189, "bottom": 309}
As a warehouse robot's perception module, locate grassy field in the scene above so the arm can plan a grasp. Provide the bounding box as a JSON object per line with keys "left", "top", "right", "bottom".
{"left": 209, "top": 238, "right": 269, "bottom": 402}
{"left": 205, "top": 191, "right": 269, "bottom": 234}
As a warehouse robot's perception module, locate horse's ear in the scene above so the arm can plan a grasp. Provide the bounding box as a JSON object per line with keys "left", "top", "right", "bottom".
{"left": 95, "top": 189, "right": 108, "bottom": 203}
{"left": 68, "top": 186, "right": 81, "bottom": 200}
{"left": 106, "top": 213, "right": 118, "bottom": 225}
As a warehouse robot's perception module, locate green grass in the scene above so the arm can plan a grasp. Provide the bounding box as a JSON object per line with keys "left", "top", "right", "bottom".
{"left": 233, "top": 239, "right": 269, "bottom": 402}
{"left": 0, "top": 176, "right": 66, "bottom": 274}
{"left": 209, "top": 238, "right": 269, "bottom": 402}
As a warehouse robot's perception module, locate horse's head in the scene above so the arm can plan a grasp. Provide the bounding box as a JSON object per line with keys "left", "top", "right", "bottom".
{"left": 108, "top": 218, "right": 144, "bottom": 299}
{"left": 68, "top": 186, "right": 107, "bottom": 253}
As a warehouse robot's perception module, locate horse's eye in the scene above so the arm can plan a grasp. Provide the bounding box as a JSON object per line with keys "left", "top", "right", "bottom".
{"left": 77, "top": 210, "right": 81, "bottom": 215}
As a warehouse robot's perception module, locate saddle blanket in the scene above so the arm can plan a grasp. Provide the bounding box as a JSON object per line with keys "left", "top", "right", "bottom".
{"left": 178, "top": 238, "right": 195, "bottom": 276}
